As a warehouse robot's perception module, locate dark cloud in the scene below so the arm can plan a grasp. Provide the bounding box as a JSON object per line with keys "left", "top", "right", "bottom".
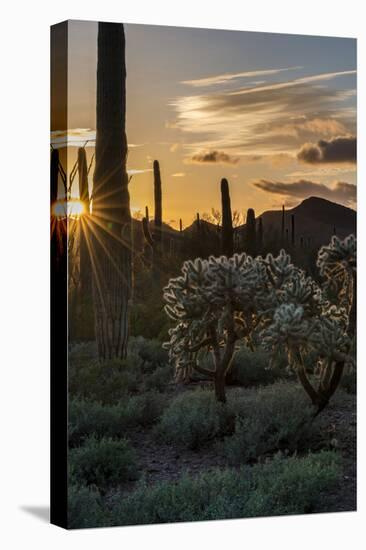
{"left": 297, "top": 136, "right": 356, "bottom": 164}
{"left": 190, "top": 150, "right": 239, "bottom": 164}
{"left": 253, "top": 178, "right": 356, "bottom": 207}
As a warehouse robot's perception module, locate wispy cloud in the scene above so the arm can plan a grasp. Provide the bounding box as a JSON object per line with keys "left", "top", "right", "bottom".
{"left": 127, "top": 169, "right": 152, "bottom": 175}
{"left": 253, "top": 178, "right": 356, "bottom": 207}
{"left": 51, "top": 129, "right": 144, "bottom": 149}
{"left": 171, "top": 172, "right": 186, "bottom": 177}
{"left": 297, "top": 135, "right": 356, "bottom": 164}
{"left": 170, "top": 70, "right": 356, "bottom": 160}
{"left": 181, "top": 66, "right": 301, "bottom": 87}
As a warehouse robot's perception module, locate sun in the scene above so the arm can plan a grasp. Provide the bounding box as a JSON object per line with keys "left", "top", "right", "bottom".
{"left": 52, "top": 199, "right": 85, "bottom": 219}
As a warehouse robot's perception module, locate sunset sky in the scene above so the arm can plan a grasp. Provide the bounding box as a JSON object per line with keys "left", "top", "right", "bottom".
{"left": 52, "top": 20, "right": 357, "bottom": 227}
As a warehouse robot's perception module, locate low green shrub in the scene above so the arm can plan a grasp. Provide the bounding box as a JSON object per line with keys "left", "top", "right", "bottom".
{"left": 69, "top": 436, "right": 139, "bottom": 489}
{"left": 226, "top": 347, "right": 286, "bottom": 387}
{"left": 155, "top": 382, "right": 314, "bottom": 457}
{"left": 69, "top": 337, "right": 171, "bottom": 402}
{"left": 155, "top": 389, "right": 233, "bottom": 450}
{"left": 108, "top": 451, "right": 340, "bottom": 526}
{"left": 69, "top": 355, "right": 141, "bottom": 404}
{"left": 68, "top": 484, "right": 106, "bottom": 529}
{"left": 222, "top": 382, "right": 315, "bottom": 464}
{"left": 69, "top": 391, "right": 167, "bottom": 446}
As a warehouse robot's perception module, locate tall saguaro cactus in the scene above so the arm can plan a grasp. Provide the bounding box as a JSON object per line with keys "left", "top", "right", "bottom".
{"left": 281, "top": 204, "right": 285, "bottom": 243}
{"left": 51, "top": 149, "right": 59, "bottom": 205}
{"left": 245, "top": 208, "right": 256, "bottom": 257}
{"left": 153, "top": 160, "right": 162, "bottom": 247}
{"left": 91, "top": 22, "right": 132, "bottom": 360}
{"left": 257, "top": 217, "right": 264, "bottom": 252}
{"left": 291, "top": 214, "right": 295, "bottom": 247}
{"left": 221, "top": 178, "right": 233, "bottom": 257}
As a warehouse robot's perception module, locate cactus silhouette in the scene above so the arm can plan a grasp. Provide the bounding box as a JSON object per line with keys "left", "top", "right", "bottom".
{"left": 153, "top": 160, "right": 162, "bottom": 247}
{"left": 291, "top": 214, "right": 295, "bottom": 247}
{"left": 281, "top": 204, "right": 285, "bottom": 243}
{"left": 221, "top": 178, "right": 233, "bottom": 257}
{"left": 51, "top": 149, "right": 59, "bottom": 205}
{"left": 257, "top": 217, "right": 264, "bottom": 252}
{"left": 245, "top": 208, "right": 256, "bottom": 257}
{"left": 91, "top": 22, "right": 131, "bottom": 360}
{"left": 77, "top": 147, "right": 91, "bottom": 292}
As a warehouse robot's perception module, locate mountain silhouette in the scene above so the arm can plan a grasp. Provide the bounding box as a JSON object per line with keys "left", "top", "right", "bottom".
{"left": 255, "top": 197, "right": 356, "bottom": 247}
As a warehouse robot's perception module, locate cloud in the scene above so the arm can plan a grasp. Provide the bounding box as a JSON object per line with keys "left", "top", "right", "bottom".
{"left": 189, "top": 150, "right": 240, "bottom": 164}
{"left": 170, "top": 70, "right": 356, "bottom": 158}
{"left": 297, "top": 135, "right": 356, "bottom": 164}
{"left": 127, "top": 169, "right": 152, "bottom": 175}
{"left": 51, "top": 129, "right": 144, "bottom": 149}
{"left": 171, "top": 172, "right": 186, "bottom": 177}
{"left": 253, "top": 178, "right": 356, "bottom": 207}
{"left": 181, "top": 66, "right": 301, "bottom": 87}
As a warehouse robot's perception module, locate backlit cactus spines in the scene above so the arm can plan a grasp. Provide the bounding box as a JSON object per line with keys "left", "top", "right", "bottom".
{"left": 317, "top": 234, "right": 356, "bottom": 336}
{"left": 164, "top": 234, "right": 355, "bottom": 411}
{"left": 221, "top": 178, "right": 233, "bottom": 257}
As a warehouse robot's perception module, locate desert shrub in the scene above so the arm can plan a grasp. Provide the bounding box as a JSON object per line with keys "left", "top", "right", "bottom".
{"left": 109, "top": 451, "right": 340, "bottom": 526}
{"left": 69, "top": 436, "right": 139, "bottom": 489}
{"left": 69, "top": 337, "right": 171, "bottom": 401}
{"left": 69, "top": 391, "right": 167, "bottom": 445}
{"left": 222, "top": 382, "right": 315, "bottom": 464}
{"left": 226, "top": 347, "right": 285, "bottom": 387}
{"left": 68, "top": 484, "right": 106, "bottom": 529}
{"left": 129, "top": 336, "right": 169, "bottom": 373}
{"left": 142, "top": 364, "right": 174, "bottom": 392}
{"left": 155, "top": 389, "right": 233, "bottom": 449}
{"left": 69, "top": 355, "right": 141, "bottom": 404}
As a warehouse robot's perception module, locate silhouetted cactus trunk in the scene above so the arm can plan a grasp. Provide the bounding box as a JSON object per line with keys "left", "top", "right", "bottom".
{"left": 221, "top": 178, "right": 233, "bottom": 257}
{"left": 78, "top": 147, "right": 91, "bottom": 292}
{"left": 51, "top": 149, "right": 59, "bottom": 204}
{"left": 258, "top": 217, "right": 263, "bottom": 252}
{"left": 153, "top": 160, "right": 162, "bottom": 248}
{"left": 179, "top": 218, "right": 183, "bottom": 233}
{"left": 291, "top": 214, "right": 295, "bottom": 247}
{"left": 91, "top": 22, "right": 132, "bottom": 361}
{"left": 281, "top": 204, "right": 285, "bottom": 244}
{"left": 245, "top": 208, "right": 256, "bottom": 257}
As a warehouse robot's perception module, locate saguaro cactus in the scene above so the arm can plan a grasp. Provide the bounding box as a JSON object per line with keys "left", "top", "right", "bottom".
{"left": 153, "top": 160, "right": 162, "bottom": 247}
{"left": 51, "top": 148, "right": 59, "bottom": 205}
{"left": 221, "top": 178, "right": 233, "bottom": 257}
{"left": 281, "top": 204, "right": 285, "bottom": 243}
{"left": 245, "top": 208, "right": 256, "bottom": 257}
{"left": 291, "top": 214, "right": 295, "bottom": 247}
{"left": 78, "top": 147, "right": 91, "bottom": 292}
{"left": 91, "top": 22, "right": 132, "bottom": 360}
{"left": 257, "top": 217, "right": 263, "bottom": 252}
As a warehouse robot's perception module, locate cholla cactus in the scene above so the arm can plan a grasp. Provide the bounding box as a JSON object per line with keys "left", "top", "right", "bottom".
{"left": 163, "top": 254, "right": 266, "bottom": 402}
{"left": 317, "top": 235, "right": 356, "bottom": 336}
{"left": 164, "top": 234, "right": 356, "bottom": 411}
{"left": 261, "top": 236, "right": 356, "bottom": 413}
